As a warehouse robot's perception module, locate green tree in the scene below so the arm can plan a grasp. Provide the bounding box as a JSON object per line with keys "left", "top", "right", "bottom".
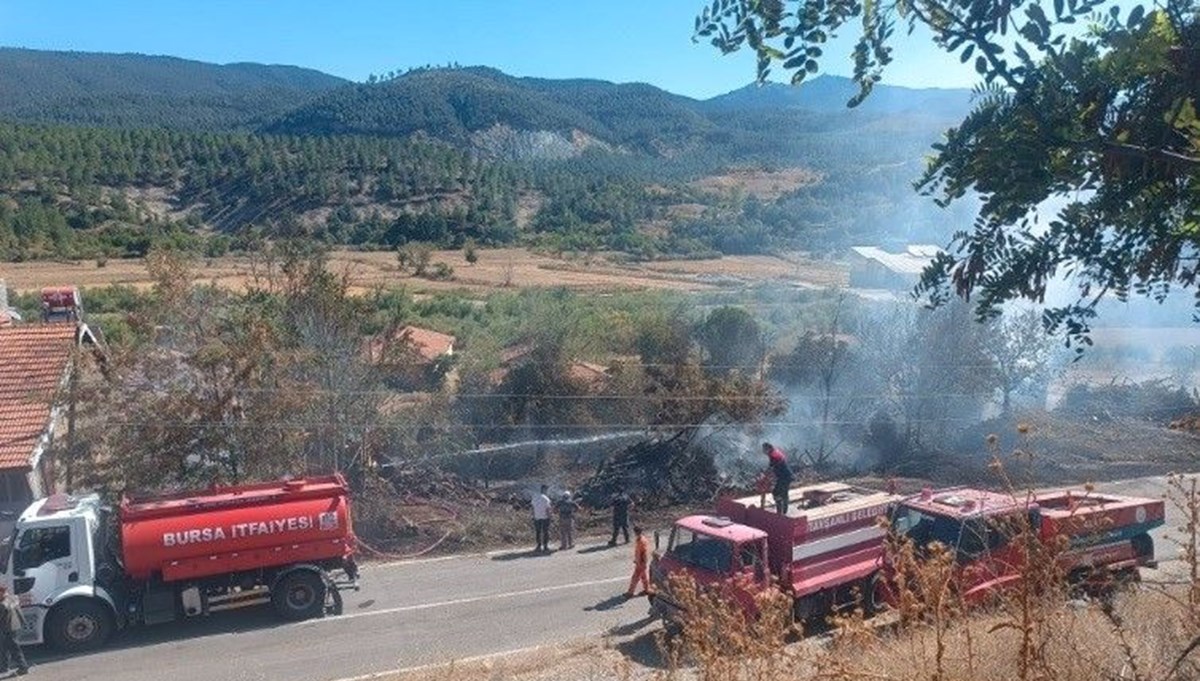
{"left": 697, "top": 306, "right": 765, "bottom": 373}
{"left": 697, "top": 0, "right": 1200, "bottom": 346}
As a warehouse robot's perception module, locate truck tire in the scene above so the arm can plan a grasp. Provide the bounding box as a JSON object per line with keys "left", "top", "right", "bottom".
{"left": 272, "top": 570, "right": 327, "bottom": 621}
{"left": 46, "top": 599, "right": 114, "bottom": 652}
{"left": 864, "top": 573, "right": 888, "bottom": 615}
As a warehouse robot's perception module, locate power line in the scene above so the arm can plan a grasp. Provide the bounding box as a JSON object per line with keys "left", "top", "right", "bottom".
{"left": 91, "top": 415, "right": 1062, "bottom": 430}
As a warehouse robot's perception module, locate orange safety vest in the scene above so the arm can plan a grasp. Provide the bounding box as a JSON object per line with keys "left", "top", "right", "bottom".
{"left": 634, "top": 535, "right": 649, "bottom": 566}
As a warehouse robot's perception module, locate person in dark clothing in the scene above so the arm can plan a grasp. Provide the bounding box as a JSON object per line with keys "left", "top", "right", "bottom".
{"left": 607, "top": 489, "right": 633, "bottom": 546}
{"left": 0, "top": 585, "right": 28, "bottom": 676}
{"left": 763, "top": 442, "right": 794, "bottom": 515}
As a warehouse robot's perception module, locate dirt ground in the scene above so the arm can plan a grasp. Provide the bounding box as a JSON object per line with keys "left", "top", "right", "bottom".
{"left": 0, "top": 248, "right": 847, "bottom": 295}
{"left": 690, "top": 166, "right": 823, "bottom": 200}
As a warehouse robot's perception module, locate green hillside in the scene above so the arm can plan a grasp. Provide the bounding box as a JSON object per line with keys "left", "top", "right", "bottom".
{"left": 0, "top": 51, "right": 977, "bottom": 262}
{"left": 0, "top": 48, "right": 346, "bottom": 129}
{"left": 266, "top": 67, "right": 716, "bottom": 154}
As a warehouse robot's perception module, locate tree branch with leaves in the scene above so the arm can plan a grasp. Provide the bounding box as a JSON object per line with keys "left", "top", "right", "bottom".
{"left": 697, "top": 0, "right": 1199, "bottom": 348}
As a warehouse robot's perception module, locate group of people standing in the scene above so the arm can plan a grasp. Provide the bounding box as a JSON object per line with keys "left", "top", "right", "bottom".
{"left": 530, "top": 485, "right": 635, "bottom": 553}
{"left": 530, "top": 485, "right": 650, "bottom": 598}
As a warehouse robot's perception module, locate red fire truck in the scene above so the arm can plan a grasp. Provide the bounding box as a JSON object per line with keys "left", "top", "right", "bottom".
{"left": 890, "top": 486, "right": 1165, "bottom": 603}
{"left": 649, "top": 482, "right": 901, "bottom": 626}
{"left": 1, "top": 475, "right": 359, "bottom": 652}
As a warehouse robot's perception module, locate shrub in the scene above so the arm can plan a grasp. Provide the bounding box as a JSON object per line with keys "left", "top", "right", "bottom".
{"left": 428, "top": 262, "right": 455, "bottom": 281}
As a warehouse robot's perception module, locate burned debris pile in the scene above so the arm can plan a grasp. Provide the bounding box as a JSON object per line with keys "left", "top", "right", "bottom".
{"left": 377, "top": 458, "right": 487, "bottom": 504}
{"left": 578, "top": 429, "right": 723, "bottom": 509}
{"left": 1059, "top": 380, "right": 1197, "bottom": 424}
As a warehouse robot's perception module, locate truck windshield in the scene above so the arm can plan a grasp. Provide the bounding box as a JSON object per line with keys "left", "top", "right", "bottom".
{"left": 13, "top": 525, "right": 71, "bottom": 572}
{"left": 893, "top": 506, "right": 966, "bottom": 554}
{"left": 893, "top": 506, "right": 992, "bottom": 562}
{"left": 667, "top": 528, "right": 733, "bottom": 574}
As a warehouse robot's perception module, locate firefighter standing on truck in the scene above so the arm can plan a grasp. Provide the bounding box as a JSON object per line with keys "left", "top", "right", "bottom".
{"left": 762, "top": 442, "right": 794, "bottom": 515}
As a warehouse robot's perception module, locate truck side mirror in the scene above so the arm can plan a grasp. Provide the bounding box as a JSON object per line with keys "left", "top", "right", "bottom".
{"left": 654, "top": 530, "right": 660, "bottom": 551}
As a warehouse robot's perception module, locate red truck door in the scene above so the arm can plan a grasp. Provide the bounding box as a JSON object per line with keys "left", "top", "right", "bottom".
{"left": 956, "top": 513, "right": 1033, "bottom": 603}
{"left": 729, "top": 539, "right": 771, "bottom": 618}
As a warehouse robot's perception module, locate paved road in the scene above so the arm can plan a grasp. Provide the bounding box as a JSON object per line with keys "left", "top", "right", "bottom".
{"left": 28, "top": 475, "right": 1196, "bottom": 681}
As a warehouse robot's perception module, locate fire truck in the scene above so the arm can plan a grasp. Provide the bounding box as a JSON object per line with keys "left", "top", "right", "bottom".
{"left": 890, "top": 486, "right": 1165, "bottom": 603}
{"left": 649, "top": 482, "right": 901, "bottom": 626}
{"left": 1, "top": 475, "right": 359, "bottom": 652}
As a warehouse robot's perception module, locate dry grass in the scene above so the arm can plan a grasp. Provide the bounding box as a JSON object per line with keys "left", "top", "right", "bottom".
{"left": 842, "top": 590, "right": 1195, "bottom": 681}
{"left": 0, "top": 248, "right": 846, "bottom": 296}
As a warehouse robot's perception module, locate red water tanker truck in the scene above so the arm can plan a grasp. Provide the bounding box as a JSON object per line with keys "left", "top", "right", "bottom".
{"left": 1, "top": 475, "right": 359, "bottom": 652}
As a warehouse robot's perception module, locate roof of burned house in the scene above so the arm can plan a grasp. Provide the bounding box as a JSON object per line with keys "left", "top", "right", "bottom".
{"left": 567, "top": 361, "right": 611, "bottom": 388}
{"left": 0, "top": 324, "right": 86, "bottom": 470}
{"left": 487, "top": 355, "right": 612, "bottom": 388}
{"left": 368, "top": 325, "right": 457, "bottom": 364}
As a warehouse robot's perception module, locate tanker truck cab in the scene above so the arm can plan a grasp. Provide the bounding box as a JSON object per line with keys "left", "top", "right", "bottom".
{"left": 1, "top": 492, "right": 113, "bottom": 648}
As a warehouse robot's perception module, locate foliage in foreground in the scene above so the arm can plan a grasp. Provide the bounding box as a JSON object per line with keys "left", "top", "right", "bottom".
{"left": 651, "top": 461, "right": 1200, "bottom": 681}
{"left": 698, "top": 0, "right": 1200, "bottom": 344}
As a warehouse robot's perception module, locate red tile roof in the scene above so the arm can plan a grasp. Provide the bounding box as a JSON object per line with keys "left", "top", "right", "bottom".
{"left": 567, "top": 361, "right": 611, "bottom": 388}
{"left": 399, "top": 326, "right": 455, "bottom": 362}
{"left": 0, "top": 324, "right": 78, "bottom": 470}
{"left": 367, "top": 325, "right": 456, "bottom": 364}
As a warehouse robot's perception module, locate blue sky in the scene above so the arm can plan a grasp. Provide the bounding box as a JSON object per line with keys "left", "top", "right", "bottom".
{"left": 0, "top": 0, "right": 978, "bottom": 98}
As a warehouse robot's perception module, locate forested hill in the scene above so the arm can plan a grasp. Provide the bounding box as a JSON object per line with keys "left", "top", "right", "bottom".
{"left": 0, "top": 50, "right": 979, "bottom": 263}
{"left": 0, "top": 49, "right": 971, "bottom": 153}
{"left": 0, "top": 48, "right": 347, "bottom": 129}
{"left": 702, "top": 79, "right": 973, "bottom": 118}
{"left": 264, "top": 67, "right": 968, "bottom": 156}
{"left": 264, "top": 67, "right": 717, "bottom": 154}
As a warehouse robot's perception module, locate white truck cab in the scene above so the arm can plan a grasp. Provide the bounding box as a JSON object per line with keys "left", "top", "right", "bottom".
{"left": 0, "top": 494, "right": 110, "bottom": 647}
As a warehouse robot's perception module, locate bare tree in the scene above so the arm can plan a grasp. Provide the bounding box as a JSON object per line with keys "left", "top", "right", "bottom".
{"left": 984, "top": 308, "right": 1059, "bottom": 414}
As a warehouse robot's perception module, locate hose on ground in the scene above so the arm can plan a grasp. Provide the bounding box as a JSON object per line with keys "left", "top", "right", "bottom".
{"left": 355, "top": 495, "right": 465, "bottom": 560}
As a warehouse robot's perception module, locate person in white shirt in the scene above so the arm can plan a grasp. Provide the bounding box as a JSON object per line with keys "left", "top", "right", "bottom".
{"left": 532, "top": 484, "right": 553, "bottom": 553}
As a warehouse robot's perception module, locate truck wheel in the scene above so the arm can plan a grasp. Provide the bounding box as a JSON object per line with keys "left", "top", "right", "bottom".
{"left": 272, "top": 570, "right": 327, "bottom": 621}
{"left": 864, "top": 573, "right": 888, "bottom": 615}
{"left": 47, "top": 599, "right": 113, "bottom": 652}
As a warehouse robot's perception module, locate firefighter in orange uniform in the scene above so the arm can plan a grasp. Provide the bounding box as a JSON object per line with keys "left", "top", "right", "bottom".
{"left": 625, "top": 525, "right": 653, "bottom": 598}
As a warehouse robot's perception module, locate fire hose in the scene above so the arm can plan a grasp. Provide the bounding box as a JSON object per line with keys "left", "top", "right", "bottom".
{"left": 354, "top": 495, "right": 465, "bottom": 561}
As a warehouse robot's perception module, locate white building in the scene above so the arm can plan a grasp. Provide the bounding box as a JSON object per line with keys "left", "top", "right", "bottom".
{"left": 848, "top": 244, "right": 943, "bottom": 291}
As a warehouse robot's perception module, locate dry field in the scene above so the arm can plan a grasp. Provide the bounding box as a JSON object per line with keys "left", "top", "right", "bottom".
{"left": 690, "top": 166, "right": 823, "bottom": 200}
{"left": 0, "top": 248, "right": 847, "bottom": 296}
